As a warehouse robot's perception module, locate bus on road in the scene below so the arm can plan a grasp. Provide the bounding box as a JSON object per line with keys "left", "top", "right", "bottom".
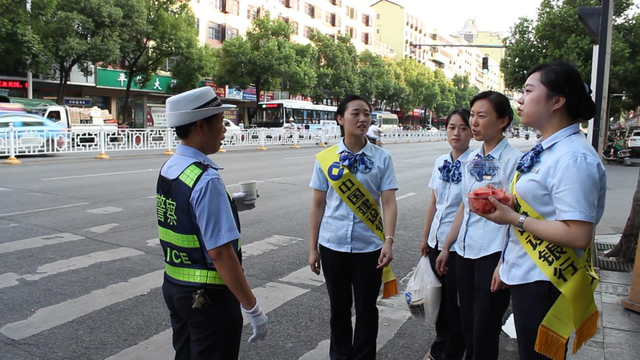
{"left": 371, "top": 111, "right": 399, "bottom": 131}
{"left": 257, "top": 100, "right": 337, "bottom": 131}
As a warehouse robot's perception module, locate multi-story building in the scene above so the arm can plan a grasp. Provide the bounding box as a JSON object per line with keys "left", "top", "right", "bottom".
{"left": 371, "top": 0, "right": 428, "bottom": 62}
{"left": 190, "top": 0, "right": 375, "bottom": 53}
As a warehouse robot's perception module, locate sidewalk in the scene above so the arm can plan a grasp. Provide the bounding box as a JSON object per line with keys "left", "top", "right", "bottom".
{"left": 571, "top": 235, "right": 640, "bottom": 359}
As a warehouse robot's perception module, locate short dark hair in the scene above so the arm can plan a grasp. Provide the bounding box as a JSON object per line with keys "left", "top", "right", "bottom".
{"left": 470, "top": 91, "right": 514, "bottom": 132}
{"left": 174, "top": 114, "right": 220, "bottom": 140}
{"left": 446, "top": 108, "right": 471, "bottom": 127}
{"left": 526, "top": 60, "right": 596, "bottom": 122}
{"left": 336, "top": 95, "right": 372, "bottom": 137}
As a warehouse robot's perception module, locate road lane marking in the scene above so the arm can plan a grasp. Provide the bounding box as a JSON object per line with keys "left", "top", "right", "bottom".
{"left": 283, "top": 155, "right": 315, "bottom": 160}
{"left": 0, "top": 270, "right": 164, "bottom": 340}
{"left": 42, "top": 169, "right": 159, "bottom": 181}
{"left": 0, "top": 203, "right": 90, "bottom": 217}
{"left": 86, "top": 207, "right": 123, "bottom": 214}
{"left": 242, "top": 235, "right": 303, "bottom": 257}
{"left": 0, "top": 248, "right": 143, "bottom": 290}
{"left": 0, "top": 188, "right": 9, "bottom": 191}
{"left": 299, "top": 269, "right": 414, "bottom": 359}
{"left": 279, "top": 266, "right": 325, "bottom": 287}
{"left": 0, "top": 233, "right": 85, "bottom": 254}
{"left": 396, "top": 192, "right": 417, "bottom": 201}
{"left": 107, "top": 266, "right": 324, "bottom": 360}
{"left": 146, "top": 238, "right": 159, "bottom": 247}
{"left": 85, "top": 223, "right": 119, "bottom": 234}
{"left": 224, "top": 178, "right": 282, "bottom": 188}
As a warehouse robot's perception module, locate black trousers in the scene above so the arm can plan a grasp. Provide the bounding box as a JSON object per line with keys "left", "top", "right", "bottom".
{"left": 456, "top": 252, "right": 510, "bottom": 360}
{"left": 162, "top": 280, "right": 243, "bottom": 360}
{"left": 320, "top": 244, "right": 383, "bottom": 360}
{"left": 427, "top": 247, "right": 466, "bottom": 360}
{"left": 511, "top": 281, "right": 563, "bottom": 360}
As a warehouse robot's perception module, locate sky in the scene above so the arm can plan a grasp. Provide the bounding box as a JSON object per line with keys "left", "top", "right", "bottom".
{"left": 359, "top": 0, "right": 543, "bottom": 34}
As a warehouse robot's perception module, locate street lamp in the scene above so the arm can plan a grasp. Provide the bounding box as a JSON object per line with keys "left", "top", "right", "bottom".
{"left": 606, "top": 91, "right": 626, "bottom": 131}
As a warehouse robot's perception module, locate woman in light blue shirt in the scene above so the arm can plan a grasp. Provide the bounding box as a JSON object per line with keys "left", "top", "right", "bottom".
{"left": 308, "top": 94, "right": 398, "bottom": 360}
{"left": 478, "top": 61, "right": 606, "bottom": 360}
{"left": 436, "top": 91, "right": 522, "bottom": 360}
{"left": 420, "top": 109, "right": 472, "bottom": 360}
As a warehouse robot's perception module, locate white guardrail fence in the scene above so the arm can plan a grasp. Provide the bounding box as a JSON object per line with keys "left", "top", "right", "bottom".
{"left": 0, "top": 124, "right": 447, "bottom": 160}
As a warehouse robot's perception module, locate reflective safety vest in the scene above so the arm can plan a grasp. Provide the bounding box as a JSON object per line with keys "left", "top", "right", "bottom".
{"left": 156, "top": 161, "right": 241, "bottom": 288}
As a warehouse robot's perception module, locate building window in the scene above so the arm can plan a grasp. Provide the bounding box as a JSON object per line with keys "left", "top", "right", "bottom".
{"left": 208, "top": 22, "right": 222, "bottom": 40}
{"left": 228, "top": 27, "right": 239, "bottom": 39}
{"left": 290, "top": 21, "right": 299, "bottom": 35}
{"left": 361, "top": 32, "right": 370, "bottom": 45}
{"left": 229, "top": 0, "right": 239, "bottom": 15}
{"left": 377, "top": 13, "right": 380, "bottom": 20}
{"left": 305, "top": 2, "right": 315, "bottom": 17}
{"left": 210, "top": 0, "right": 222, "bottom": 11}
{"left": 362, "top": 14, "right": 370, "bottom": 27}
{"left": 346, "top": 6, "right": 356, "bottom": 20}
{"left": 247, "top": 5, "right": 257, "bottom": 20}
{"left": 346, "top": 26, "right": 356, "bottom": 39}
{"left": 195, "top": 18, "right": 200, "bottom": 30}
{"left": 304, "top": 25, "right": 313, "bottom": 38}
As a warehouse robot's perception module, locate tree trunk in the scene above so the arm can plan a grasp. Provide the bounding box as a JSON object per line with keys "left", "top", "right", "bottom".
{"left": 605, "top": 168, "right": 640, "bottom": 262}
{"left": 123, "top": 69, "right": 135, "bottom": 125}
{"left": 56, "top": 62, "right": 68, "bottom": 105}
{"left": 254, "top": 79, "right": 261, "bottom": 124}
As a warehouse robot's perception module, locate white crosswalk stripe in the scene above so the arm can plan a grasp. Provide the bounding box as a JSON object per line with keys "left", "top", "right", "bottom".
{"left": 0, "top": 233, "right": 84, "bottom": 254}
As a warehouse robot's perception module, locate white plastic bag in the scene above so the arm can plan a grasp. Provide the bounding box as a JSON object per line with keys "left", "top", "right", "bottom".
{"left": 404, "top": 256, "right": 442, "bottom": 324}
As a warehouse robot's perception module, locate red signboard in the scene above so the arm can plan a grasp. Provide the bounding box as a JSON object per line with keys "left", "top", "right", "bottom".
{"left": 204, "top": 81, "right": 226, "bottom": 98}
{"left": 0, "top": 80, "right": 28, "bottom": 89}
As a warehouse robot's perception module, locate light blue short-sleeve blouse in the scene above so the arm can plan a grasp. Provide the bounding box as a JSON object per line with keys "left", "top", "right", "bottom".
{"left": 456, "top": 137, "right": 523, "bottom": 259}
{"left": 427, "top": 148, "right": 473, "bottom": 252}
{"left": 309, "top": 140, "right": 399, "bottom": 253}
{"left": 500, "top": 123, "right": 607, "bottom": 285}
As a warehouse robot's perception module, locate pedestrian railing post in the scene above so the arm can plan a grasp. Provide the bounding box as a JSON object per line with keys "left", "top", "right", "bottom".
{"left": 291, "top": 128, "right": 300, "bottom": 148}
{"left": 95, "top": 126, "right": 110, "bottom": 159}
{"left": 163, "top": 128, "right": 175, "bottom": 155}
{"left": 257, "top": 129, "right": 267, "bottom": 150}
{"left": 318, "top": 129, "right": 327, "bottom": 147}
{"left": 4, "top": 123, "right": 21, "bottom": 165}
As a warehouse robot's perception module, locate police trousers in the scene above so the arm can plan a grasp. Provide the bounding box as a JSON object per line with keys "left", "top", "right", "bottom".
{"left": 320, "top": 244, "right": 382, "bottom": 360}
{"left": 162, "top": 280, "right": 243, "bottom": 360}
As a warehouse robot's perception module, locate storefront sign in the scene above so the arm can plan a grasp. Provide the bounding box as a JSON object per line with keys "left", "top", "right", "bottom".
{"left": 223, "top": 109, "right": 239, "bottom": 125}
{"left": 225, "top": 86, "right": 243, "bottom": 100}
{"left": 204, "top": 81, "right": 225, "bottom": 98}
{"left": 64, "top": 98, "right": 92, "bottom": 106}
{"left": 0, "top": 80, "right": 28, "bottom": 89}
{"left": 97, "top": 69, "right": 174, "bottom": 92}
{"left": 242, "top": 86, "right": 256, "bottom": 101}
{"left": 147, "top": 105, "right": 167, "bottom": 127}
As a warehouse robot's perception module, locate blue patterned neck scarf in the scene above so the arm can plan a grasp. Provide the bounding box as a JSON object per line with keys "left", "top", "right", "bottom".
{"left": 516, "top": 143, "right": 544, "bottom": 174}
{"left": 339, "top": 150, "right": 373, "bottom": 174}
{"left": 439, "top": 159, "right": 462, "bottom": 183}
{"left": 469, "top": 153, "right": 498, "bottom": 182}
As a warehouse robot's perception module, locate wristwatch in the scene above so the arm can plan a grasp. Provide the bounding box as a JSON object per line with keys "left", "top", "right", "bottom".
{"left": 384, "top": 235, "right": 395, "bottom": 243}
{"left": 515, "top": 214, "right": 528, "bottom": 231}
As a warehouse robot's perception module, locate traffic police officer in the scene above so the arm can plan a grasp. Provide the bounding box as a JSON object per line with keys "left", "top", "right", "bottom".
{"left": 158, "top": 86, "right": 267, "bottom": 360}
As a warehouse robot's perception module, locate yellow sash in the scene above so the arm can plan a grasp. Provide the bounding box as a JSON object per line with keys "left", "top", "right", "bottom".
{"left": 510, "top": 173, "right": 599, "bottom": 360}
{"left": 316, "top": 145, "right": 398, "bottom": 298}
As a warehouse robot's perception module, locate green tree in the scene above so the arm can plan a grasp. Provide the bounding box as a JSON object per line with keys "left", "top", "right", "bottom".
{"left": 433, "top": 70, "right": 455, "bottom": 117}
{"left": 309, "top": 32, "right": 360, "bottom": 102}
{"left": 35, "top": 0, "right": 122, "bottom": 104}
{"left": 0, "top": 0, "right": 55, "bottom": 76}
{"left": 395, "top": 58, "right": 433, "bottom": 122}
{"left": 356, "top": 50, "right": 387, "bottom": 105}
{"left": 377, "top": 59, "right": 408, "bottom": 111}
{"left": 501, "top": 0, "right": 639, "bottom": 107}
{"left": 285, "top": 43, "right": 317, "bottom": 98}
{"left": 112, "top": 0, "right": 197, "bottom": 122}
{"left": 451, "top": 74, "right": 478, "bottom": 110}
{"left": 216, "top": 14, "right": 296, "bottom": 112}
{"left": 169, "top": 45, "right": 219, "bottom": 94}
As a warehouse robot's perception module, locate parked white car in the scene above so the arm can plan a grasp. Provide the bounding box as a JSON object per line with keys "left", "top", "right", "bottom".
{"left": 223, "top": 119, "right": 242, "bottom": 135}
{"left": 626, "top": 130, "right": 640, "bottom": 156}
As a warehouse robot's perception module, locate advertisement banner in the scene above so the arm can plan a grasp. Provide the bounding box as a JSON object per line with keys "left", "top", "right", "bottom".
{"left": 243, "top": 86, "right": 257, "bottom": 101}
{"left": 204, "top": 81, "right": 225, "bottom": 98}
{"left": 223, "top": 109, "right": 239, "bottom": 125}
{"left": 225, "top": 86, "right": 243, "bottom": 100}
{"left": 147, "top": 105, "right": 167, "bottom": 127}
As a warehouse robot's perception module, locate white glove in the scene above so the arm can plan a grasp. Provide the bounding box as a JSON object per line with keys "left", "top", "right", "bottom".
{"left": 231, "top": 192, "right": 256, "bottom": 212}
{"left": 242, "top": 300, "right": 268, "bottom": 342}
